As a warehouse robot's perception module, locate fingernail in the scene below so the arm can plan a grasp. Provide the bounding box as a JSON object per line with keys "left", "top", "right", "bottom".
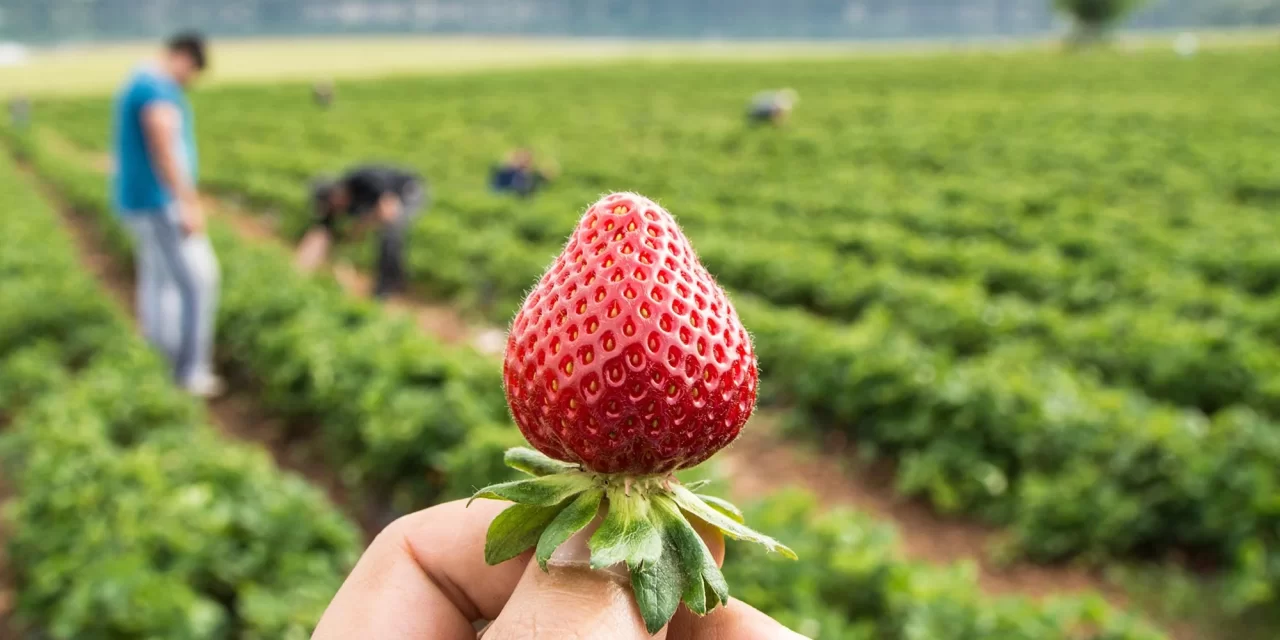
{"left": 546, "top": 514, "right": 630, "bottom": 584}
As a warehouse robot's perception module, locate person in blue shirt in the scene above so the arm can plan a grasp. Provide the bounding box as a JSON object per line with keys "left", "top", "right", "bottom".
{"left": 491, "top": 148, "right": 556, "bottom": 199}
{"left": 111, "top": 32, "right": 222, "bottom": 397}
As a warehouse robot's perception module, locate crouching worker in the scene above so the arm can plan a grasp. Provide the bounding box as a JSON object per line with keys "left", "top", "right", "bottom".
{"left": 490, "top": 148, "right": 556, "bottom": 198}
{"left": 295, "top": 165, "right": 427, "bottom": 299}
{"left": 747, "top": 88, "right": 798, "bottom": 126}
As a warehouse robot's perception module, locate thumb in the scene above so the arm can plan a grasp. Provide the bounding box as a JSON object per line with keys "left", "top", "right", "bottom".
{"left": 481, "top": 516, "right": 725, "bottom": 640}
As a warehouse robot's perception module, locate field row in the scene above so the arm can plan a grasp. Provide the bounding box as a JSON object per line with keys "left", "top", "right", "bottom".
{"left": 123, "top": 134, "right": 1280, "bottom": 615}
{"left": 24, "top": 52, "right": 1280, "bottom": 616}
{"left": 4, "top": 129, "right": 1174, "bottom": 639}
{"left": 0, "top": 146, "right": 360, "bottom": 638}
{"left": 34, "top": 55, "right": 1280, "bottom": 304}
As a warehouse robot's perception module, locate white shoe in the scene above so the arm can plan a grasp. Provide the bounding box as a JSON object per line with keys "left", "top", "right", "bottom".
{"left": 184, "top": 373, "right": 227, "bottom": 399}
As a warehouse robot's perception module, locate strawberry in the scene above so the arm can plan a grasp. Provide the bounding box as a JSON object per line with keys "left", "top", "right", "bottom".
{"left": 502, "top": 192, "right": 758, "bottom": 475}
{"left": 471, "top": 193, "right": 793, "bottom": 635}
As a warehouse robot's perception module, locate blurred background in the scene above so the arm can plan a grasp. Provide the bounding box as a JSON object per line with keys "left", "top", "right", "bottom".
{"left": 5, "top": 0, "right": 1280, "bottom": 40}
{"left": 2, "top": 2, "right": 1280, "bottom": 640}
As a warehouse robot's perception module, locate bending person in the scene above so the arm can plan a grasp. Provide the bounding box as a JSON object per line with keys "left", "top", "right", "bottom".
{"left": 296, "top": 164, "right": 428, "bottom": 299}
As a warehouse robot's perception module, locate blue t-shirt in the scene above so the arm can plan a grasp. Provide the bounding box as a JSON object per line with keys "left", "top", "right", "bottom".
{"left": 111, "top": 67, "right": 197, "bottom": 214}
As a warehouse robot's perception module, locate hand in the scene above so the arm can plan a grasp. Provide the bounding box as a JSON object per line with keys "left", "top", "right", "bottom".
{"left": 295, "top": 228, "right": 333, "bottom": 274}
{"left": 178, "top": 193, "right": 206, "bottom": 236}
{"left": 377, "top": 193, "right": 402, "bottom": 224}
{"left": 313, "top": 499, "right": 807, "bottom": 640}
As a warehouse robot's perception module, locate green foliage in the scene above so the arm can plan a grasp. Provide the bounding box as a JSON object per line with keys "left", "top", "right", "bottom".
{"left": 29, "top": 51, "right": 1280, "bottom": 634}
{"left": 723, "top": 492, "right": 1168, "bottom": 640}
{"left": 76, "top": 54, "right": 1279, "bottom": 611}
{"left": 0, "top": 148, "right": 361, "bottom": 638}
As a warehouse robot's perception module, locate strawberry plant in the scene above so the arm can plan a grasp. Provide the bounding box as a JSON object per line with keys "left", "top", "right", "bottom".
{"left": 0, "top": 147, "right": 361, "bottom": 639}
{"left": 6, "top": 111, "right": 1177, "bottom": 639}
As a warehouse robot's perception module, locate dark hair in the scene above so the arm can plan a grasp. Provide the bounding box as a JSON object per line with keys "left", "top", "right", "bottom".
{"left": 167, "top": 31, "right": 208, "bottom": 70}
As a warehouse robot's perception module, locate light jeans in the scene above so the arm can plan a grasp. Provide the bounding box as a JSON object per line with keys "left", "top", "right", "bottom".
{"left": 122, "top": 206, "right": 220, "bottom": 386}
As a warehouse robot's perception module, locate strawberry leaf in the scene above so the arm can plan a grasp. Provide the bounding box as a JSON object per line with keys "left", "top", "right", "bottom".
{"left": 588, "top": 487, "right": 663, "bottom": 570}
{"left": 470, "top": 472, "right": 594, "bottom": 506}
{"left": 484, "top": 502, "right": 567, "bottom": 565}
{"left": 504, "top": 447, "right": 577, "bottom": 477}
{"left": 535, "top": 488, "right": 604, "bottom": 571}
{"left": 671, "top": 486, "right": 798, "bottom": 560}
{"left": 629, "top": 527, "right": 683, "bottom": 635}
{"left": 652, "top": 496, "right": 725, "bottom": 616}
{"left": 695, "top": 493, "right": 745, "bottom": 524}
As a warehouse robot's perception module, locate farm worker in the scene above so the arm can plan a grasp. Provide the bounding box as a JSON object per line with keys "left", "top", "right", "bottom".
{"left": 111, "top": 31, "right": 224, "bottom": 398}
{"left": 313, "top": 499, "right": 807, "bottom": 639}
{"left": 313, "top": 80, "right": 335, "bottom": 109}
{"left": 491, "top": 148, "right": 557, "bottom": 198}
{"left": 9, "top": 95, "right": 30, "bottom": 129}
{"left": 747, "top": 88, "right": 799, "bottom": 126}
{"left": 296, "top": 164, "right": 428, "bottom": 299}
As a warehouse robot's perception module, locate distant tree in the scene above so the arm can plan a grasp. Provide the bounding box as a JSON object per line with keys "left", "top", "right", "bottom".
{"left": 1054, "top": 0, "right": 1147, "bottom": 42}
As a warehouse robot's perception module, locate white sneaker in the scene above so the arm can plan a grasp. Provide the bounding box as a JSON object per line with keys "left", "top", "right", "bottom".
{"left": 184, "top": 373, "right": 227, "bottom": 399}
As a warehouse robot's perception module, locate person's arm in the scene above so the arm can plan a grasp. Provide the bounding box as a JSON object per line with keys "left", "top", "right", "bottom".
{"left": 295, "top": 227, "right": 333, "bottom": 274}
{"left": 141, "top": 101, "right": 203, "bottom": 234}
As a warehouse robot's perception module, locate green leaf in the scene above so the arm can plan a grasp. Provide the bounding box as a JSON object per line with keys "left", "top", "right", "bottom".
{"left": 629, "top": 532, "right": 682, "bottom": 635}
{"left": 701, "top": 557, "right": 729, "bottom": 609}
{"left": 671, "top": 486, "right": 797, "bottom": 560}
{"left": 682, "top": 479, "right": 711, "bottom": 492}
{"left": 696, "top": 493, "right": 745, "bottom": 524}
{"left": 535, "top": 488, "right": 604, "bottom": 571}
{"left": 588, "top": 487, "right": 663, "bottom": 570}
{"left": 470, "top": 472, "right": 594, "bottom": 506}
{"left": 703, "top": 575, "right": 726, "bottom": 610}
{"left": 504, "top": 447, "right": 577, "bottom": 477}
{"left": 484, "top": 502, "right": 567, "bottom": 565}
{"left": 652, "top": 496, "right": 721, "bottom": 615}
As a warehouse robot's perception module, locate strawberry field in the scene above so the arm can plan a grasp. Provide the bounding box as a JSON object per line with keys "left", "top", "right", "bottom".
{"left": 5, "top": 45, "right": 1280, "bottom": 638}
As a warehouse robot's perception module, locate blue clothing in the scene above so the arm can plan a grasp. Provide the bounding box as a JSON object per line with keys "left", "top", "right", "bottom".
{"left": 491, "top": 165, "right": 545, "bottom": 198}
{"left": 111, "top": 66, "right": 197, "bottom": 214}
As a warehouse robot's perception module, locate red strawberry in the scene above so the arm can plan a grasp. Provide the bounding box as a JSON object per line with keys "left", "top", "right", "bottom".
{"left": 474, "top": 193, "right": 790, "bottom": 635}
{"left": 503, "top": 192, "right": 758, "bottom": 475}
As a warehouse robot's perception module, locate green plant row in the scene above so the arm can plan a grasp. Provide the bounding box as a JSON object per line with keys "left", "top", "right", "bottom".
{"left": 8, "top": 131, "right": 1174, "bottom": 639}
{"left": 0, "top": 144, "right": 362, "bottom": 639}
{"left": 24, "top": 92, "right": 1280, "bottom": 612}
{"left": 745, "top": 300, "right": 1280, "bottom": 610}
{"left": 9, "top": 128, "right": 525, "bottom": 516}
{"left": 283, "top": 195, "right": 1280, "bottom": 611}
{"left": 394, "top": 205, "right": 1280, "bottom": 420}
{"left": 724, "top": 491, "right": 1167, "bottom": 640}
{"left": 31, "top": 54, "right": 1280, "bottom": 303}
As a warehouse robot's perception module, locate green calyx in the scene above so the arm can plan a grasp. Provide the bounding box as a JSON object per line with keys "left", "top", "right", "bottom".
{"left": 468, "top": 448, "right": 796, "bottom": 635}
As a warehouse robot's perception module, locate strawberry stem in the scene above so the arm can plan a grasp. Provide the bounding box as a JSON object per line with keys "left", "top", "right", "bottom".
{"left": 469, "top": 447, "right": 796, "bottom": 634}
